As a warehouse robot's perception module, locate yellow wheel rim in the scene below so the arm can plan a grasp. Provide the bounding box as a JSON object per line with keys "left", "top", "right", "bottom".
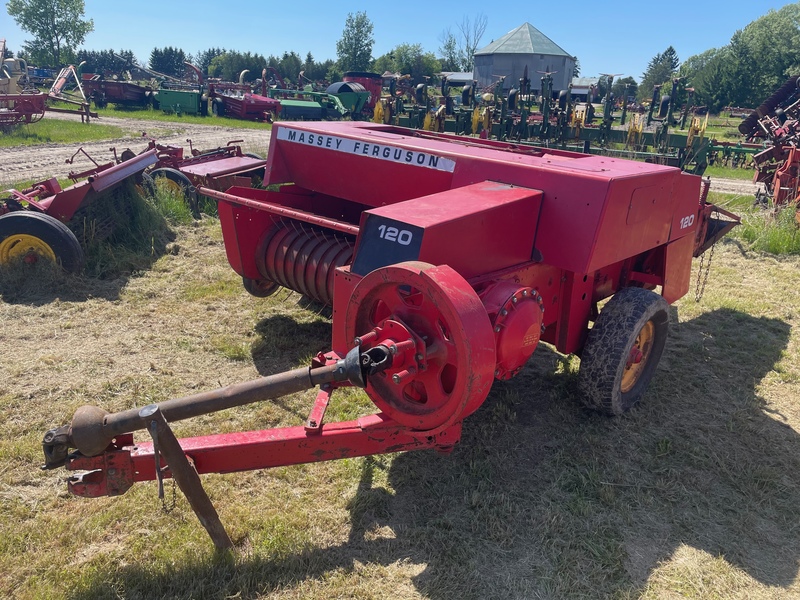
{"left": 0, "top": 233, "right": 56, "bottom": 265}
{"left": 621, "top": 320, "right": 655, "bottom": 393}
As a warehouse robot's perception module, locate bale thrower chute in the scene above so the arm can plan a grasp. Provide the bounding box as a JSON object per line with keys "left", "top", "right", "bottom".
{"left": 42, "top": 122, "right": 739, "bottom": 548}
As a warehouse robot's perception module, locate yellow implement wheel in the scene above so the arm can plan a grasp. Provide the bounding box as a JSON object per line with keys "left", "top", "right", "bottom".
{"left": 0, "top": 232, "right": 56, "bottom": 264}
{"left": 578, "top": 287, "right": 669, "bottom": 415}
{"left": 150, "top": 167, "right": 198, "bottom": 215}
{"left": 620, "top": 319, "right": 655, "bottom": 393}
{"left": 0, "top": 211, "right": 84, "bottom": 272}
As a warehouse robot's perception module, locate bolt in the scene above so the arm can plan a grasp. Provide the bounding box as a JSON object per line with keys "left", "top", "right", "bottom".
{"left": 511, "top": 297, "right": 518, "bottom": 304}
{"left": 495, "top": 326, "right": 501, "bottom": 333}
{"left": 108, "top": 468, "right": 116, "bottom": 475}
{"left": 500, "top": 309, "right": 508, "bottom": 316}
{"left": 308, "top": 419, "right": 317, "bottom": 428}
{"left": 392, "top": 368, "right": 416, "bottom": 385}
{"left": 415, "top": 353, "right": 424, "bottom": 362}
{"left": 522, "top": 290, "right": 529, "bottom": 296}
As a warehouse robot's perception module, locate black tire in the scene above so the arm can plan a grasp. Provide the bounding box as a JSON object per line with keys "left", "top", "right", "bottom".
{"left": 0, "top": 211, "right": 84, "bottom": 273}
{"left": 212, "top": 98, "right": 225, "bottom": 117}
{"left": 243, "top": 152, "right": 266, "bottom": 182}
{"left": 578, "top": 287, "right": 669, "bottom": 415}
{"left": 150, "top": 167, "right": 197, "bottom": 213}
{"left": 242, "top": 276, "right": 279, "bottom": 298}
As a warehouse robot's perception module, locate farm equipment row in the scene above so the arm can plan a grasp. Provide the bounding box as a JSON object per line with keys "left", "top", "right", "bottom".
{"left": 41, "top": 121, "right": 739, "bottom": 549}
{"left": 378, "top": 71, "right": 766, "bottom": 176}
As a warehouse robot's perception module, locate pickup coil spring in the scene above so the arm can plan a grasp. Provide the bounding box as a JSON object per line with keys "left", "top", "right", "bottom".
{"left": 256, "top": 219, "right": 354, "bottom": 305}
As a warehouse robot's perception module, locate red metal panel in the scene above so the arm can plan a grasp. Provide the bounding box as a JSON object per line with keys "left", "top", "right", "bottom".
{"left": 662, "top": 234, "right": 695, "bottom": 304}
{"left": 69, "top": 414, "right": 462, "bottom": 493}
{"left": 217, "top": 199, "right": 275, "bottom": 279}
{"left": 263, "top": 122, "right": 693, "bottom": 275}
{"left": 668, "top": 173, "right": 703, "bottom": 241}
{"left": 353, "top": 182, "right": 542, "bottom": 279}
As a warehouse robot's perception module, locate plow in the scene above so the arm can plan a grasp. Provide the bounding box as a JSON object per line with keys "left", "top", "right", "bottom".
{"left": 41, "top": 121, "right": 739, "bottom": 549}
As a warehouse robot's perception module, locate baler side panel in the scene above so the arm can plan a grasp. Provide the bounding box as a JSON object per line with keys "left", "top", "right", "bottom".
{"left": 587, "top": 173, "right": 675, "bottom": 273}
{"left": 668, "top": 173, "right": 704, "bottom": 241}
{"left": 662, "top": 234, "right": 696, "bottom": 304}
{"left": 265, "top": 124, "right": 455, "bottom": 207}
{"left": 217, "top": 200, "right": 276, "bottom": 280}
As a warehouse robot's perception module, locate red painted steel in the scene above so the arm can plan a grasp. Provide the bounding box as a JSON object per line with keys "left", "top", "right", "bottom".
{"left": 66, "top": 414, "right": 462, "bottom": 498}
{"left": 344, "top": 262, "right": 496, "bottom": 431}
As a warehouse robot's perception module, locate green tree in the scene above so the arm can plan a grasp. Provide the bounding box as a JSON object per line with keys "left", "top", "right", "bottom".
{"left": 611, "top": 76, "right": 637, "bottom": 102}
{"left": 6, "top": 0, "right": 94, "bottom": 67}
{"left": 149, "top": 47, "right": 189, "bottom": 78}
{"left": 208, "top": 51, "right": 267, "bottom": 83}
{"left": 336, "top": 11, "right": 374, "bottom": 72}
{"left": 638, "top": 46, "right": 679, "bottom": 101}
{"left": 196, "top": 47, "right": 226, "bottom": 77}
{"left": 373, "top": 44, "right": 441, "bottom": 85}
{"left": 438, "top": 29, "right": 462, "bottom": 72}
{"left": 76, "top": 49, "right": 137, "bottom": 75}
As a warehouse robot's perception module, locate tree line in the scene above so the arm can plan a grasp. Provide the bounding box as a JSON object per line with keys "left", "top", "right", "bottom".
{"left": 5, "top": 2, "right": 484, "bottom": 87}
{"left": 639, "top": 4, "right": 800, "bottom": 112}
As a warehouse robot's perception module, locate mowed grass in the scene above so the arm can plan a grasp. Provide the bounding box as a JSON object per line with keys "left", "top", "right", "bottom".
{"left": 1, "top": 191, "right": 800, "bottom": 598}
{"left": 0, "top": 119, "right": 129, "bottom": 147}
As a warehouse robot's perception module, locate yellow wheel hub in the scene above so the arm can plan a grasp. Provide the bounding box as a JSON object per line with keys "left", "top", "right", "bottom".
{"left": 0, "top": 233, "right": 56, "bottom": 265}
{"left": 621, "top": 320, "right": 655, "bottom": 393}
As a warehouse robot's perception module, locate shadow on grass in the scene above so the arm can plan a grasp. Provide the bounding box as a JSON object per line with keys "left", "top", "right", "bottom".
{"left": 68, "top": 308, "right": 797, "bottom": 599}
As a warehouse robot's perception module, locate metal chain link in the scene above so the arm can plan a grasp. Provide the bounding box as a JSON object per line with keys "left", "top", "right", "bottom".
{"left": 694, "top": 208, "right": 718, "bottom": 302}
{"left": 160, "top": 478, "right": 177, "bottom": 514}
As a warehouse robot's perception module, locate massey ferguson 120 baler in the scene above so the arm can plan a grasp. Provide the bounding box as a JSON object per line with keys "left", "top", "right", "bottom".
{"left": 42, "top": 122, "right": 738, "bottom": 548}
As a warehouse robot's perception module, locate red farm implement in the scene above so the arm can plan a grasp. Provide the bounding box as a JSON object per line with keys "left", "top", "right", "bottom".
{"left": 0, "top": 149, "right": 158, "bottom": 271}
{"left": 208, "top": 78, "right": 281, "bottom": 121}
{"left": 42, "top": 122, "right": 739, "bottom": 549}
{"left": 140, "top": 139, "right": 267, "bottom": 212}
{"left": 739, "top": 75, "right": 800, "bottom": 218}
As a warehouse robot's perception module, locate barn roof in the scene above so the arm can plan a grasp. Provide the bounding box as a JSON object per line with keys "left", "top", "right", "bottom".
{"left": 475, "top": 23, "right": 572, "bottom": 58}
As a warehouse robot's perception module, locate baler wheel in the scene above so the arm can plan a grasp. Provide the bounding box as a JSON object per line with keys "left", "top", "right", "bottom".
{"left": 345, "top": 262, "right": 496, "bottom": 432}
{"left": 0, "top": 212, "right": 84, "bottom": 273}
{"left": 242, "top": 276, "right": 279, "bottom": 298}
{"left": 150, "top": 168, "right": 197, "bottom": 214}
{"left": 578, "top": 287, "right": 669, "bottom": 415}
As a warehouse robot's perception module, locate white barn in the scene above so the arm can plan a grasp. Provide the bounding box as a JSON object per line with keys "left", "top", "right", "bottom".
{"left": 473, "top": 23, "right": 576, "bottom": 95}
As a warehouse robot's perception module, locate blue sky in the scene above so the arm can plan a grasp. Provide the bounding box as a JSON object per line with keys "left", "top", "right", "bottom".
{"left": 2, "top": 0, "right": 794, "bottom": 82}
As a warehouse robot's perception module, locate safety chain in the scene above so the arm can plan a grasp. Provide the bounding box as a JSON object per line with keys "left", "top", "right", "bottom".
{"left": 694, "top": 208, "right": 718, "bottom": 302}
{"left": 160, "top": 479, "right": 177, "bottom": 514}
{"left": 149, "top": 420, "right": 177, "bottom": 513}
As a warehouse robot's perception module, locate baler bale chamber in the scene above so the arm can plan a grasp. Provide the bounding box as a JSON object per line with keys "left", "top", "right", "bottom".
{"left": 42, "top": 122, "right": 738, "bottom": 548}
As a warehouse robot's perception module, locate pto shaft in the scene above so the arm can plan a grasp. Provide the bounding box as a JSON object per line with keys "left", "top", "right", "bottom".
{"left": 42, "top": 346, "right": 371, "bottom": 467}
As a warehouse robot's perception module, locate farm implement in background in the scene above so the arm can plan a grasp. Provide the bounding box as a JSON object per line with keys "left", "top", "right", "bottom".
{"left": 208, "top": 70, "right": 281, "bottom": 122}
{"left": 42, "top": 122, "right": 739, "bottom": 549}
{"left": 0, "top": 148, "right": 158, "bottom": 271}
{"left": 738, "top": 75, "right": 800, "bottom": 218}
{"left": 381, "top": 71, "right": 762, "bottom": 176}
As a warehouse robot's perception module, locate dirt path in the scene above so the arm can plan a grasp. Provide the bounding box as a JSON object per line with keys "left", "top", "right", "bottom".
{"left": 0, "top": 112, "right": 272, "bottom": 185}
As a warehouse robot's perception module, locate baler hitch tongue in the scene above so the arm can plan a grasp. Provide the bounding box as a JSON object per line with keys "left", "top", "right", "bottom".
{"left": 40, "top": 343, "right": 392, "bottom": 470}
